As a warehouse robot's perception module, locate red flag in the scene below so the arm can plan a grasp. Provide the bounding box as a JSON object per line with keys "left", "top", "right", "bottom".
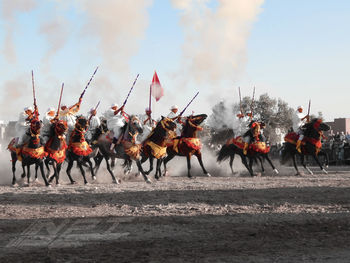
{"left": 151, "top": 71, "right": 163, "bottom": 101}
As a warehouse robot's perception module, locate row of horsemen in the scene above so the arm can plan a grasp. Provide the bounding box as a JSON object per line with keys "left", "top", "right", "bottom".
{"left": 9, "top": 98, "right": 330, "bottom": 186}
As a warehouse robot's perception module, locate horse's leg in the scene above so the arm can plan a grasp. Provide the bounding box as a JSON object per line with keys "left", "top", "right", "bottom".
{"left": 105, "top": 157, "right": 118, "bottom": 184}
{"left": 25, "top": 164, "right": 30, "bottom": 185}
{"left": 111, "top": 158, "right": 116, "bottom": 169}
{"left": 240, "top": 155, "right": 254, "bottom": 176}
{"left": 300, "top": 154, "right": 313, "bottom": 175}
{"left": 11, "top": 154, "right": 17, "bottom": 186}
{"left": 292, "top": 154, "right": 301, "bottom": 176}
{"left": 195, "top": 151, "right": 211, "bottom": 177}
{"left": 136, "top": 160, "right": 151, "bottom": 184}
{"left": 77, "top": 161, "right": 88, "bottom": 184}
{"left": 86, "top": 158, "right": 96, "bottom": 180}
{"left": 264, "top": 155, "right": 279, "bottom": 174}
{"left": 144, "top": 156, "right": 154, "bottom": 175}
{"left": 21, "top": 165, "right": 26, "bottom": 178}
{"left": 155, "top": 158, "right": 162, "bottom": 180}
{"left": 93, "top": 153, "right": 103, "bottom": 175}
{"left": 229, "top": 154, "right": 235, "bottom": 174}
{"left": 39, "top": 161, "right": 50, "bottom": 186}
{"left": 66, "top": 160, "right": 76, "bottom": 184}
{"left": 45, "top": 158, "right": 51, "bottom": 178}
{"left": 258, "top": 156, "right": 265, "bottom": 173}
{"left": 163, "top": 152, "right": 176, "bottom": 176}
{"left": 312, "top": 153, "right": 328, "bottom": 174}
{"left": 57, "top": 163, "right": 62, "bottom": 184}
{"left": 248, "top": 157, "right": 255, "bottom": 177}
{"left": 186, "top": 155, "right": 193, "bottom": 178}
{"left": 34, "top": 163, "right": 39, "bottom": 181}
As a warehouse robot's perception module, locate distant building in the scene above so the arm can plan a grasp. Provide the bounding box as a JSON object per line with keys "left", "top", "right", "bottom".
{"left": 324, "top": 118, "right": 350, "bottom": 137}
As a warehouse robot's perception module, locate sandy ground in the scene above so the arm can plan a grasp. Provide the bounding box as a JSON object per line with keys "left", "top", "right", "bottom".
{"left": 0, "top": 157, "right": 350, "bottom": 262}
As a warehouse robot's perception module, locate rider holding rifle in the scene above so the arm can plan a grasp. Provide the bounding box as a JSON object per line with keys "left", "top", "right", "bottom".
{"left": 292, "top": 102, "right": 310, "bottom": 153}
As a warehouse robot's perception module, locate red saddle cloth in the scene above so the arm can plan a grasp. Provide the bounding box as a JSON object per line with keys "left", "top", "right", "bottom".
{"left": 284, "top": 132, "right": 322, "bottom": 149}
{"left": 226, "top": 136, "right": 270, "bottom": 154}
{"left": 45, "top": 137, "right": 68, "bottom": 164}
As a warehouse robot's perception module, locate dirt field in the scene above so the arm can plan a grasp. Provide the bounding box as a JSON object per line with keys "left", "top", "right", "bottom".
{"left": 0, "top": 162, "right": 350, "bottom": 262}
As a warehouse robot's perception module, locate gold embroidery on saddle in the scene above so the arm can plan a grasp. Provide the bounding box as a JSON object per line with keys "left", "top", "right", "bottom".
{"left": 172, "top": 138, "right": 202, "bottom": 153}
{"left": 123, "top": 141, "right": 141, "bottom": 160}
{"left": 145, "top": 141, "right": 167, "bottom": 159}
{"left": 69, "top": 141, "right": 93, "bottom": 156}
{"left": 21, "top": 145, "right": 47, "bottom": 159}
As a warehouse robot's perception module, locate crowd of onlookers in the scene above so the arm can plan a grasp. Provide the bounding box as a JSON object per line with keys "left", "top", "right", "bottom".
{"left": 322, "top": 132, "right": 350, "bottom": 165}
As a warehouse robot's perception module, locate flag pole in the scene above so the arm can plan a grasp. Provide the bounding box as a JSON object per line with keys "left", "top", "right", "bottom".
{"left": 149, "top": 84, "right": 152, "bottom": 125}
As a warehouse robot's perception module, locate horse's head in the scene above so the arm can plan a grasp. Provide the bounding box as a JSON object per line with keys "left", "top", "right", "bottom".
{"left": 75, "top": 115, "right": 88, "bottom": 131}
{"left": 54, "top": 120, "right": 68, "bottom": 136}
{"left": 159, "top": 116, "right": 177, "bottom": 132}
{"left": 187, "top": 114, "right": 207, "bottom": 126}
{"left": 129, "top": 115, "right": 143, "bottom": 134}
{"left": 311, "top": 118, "right": 330, "bottom": 132}
{"left": 30, "top": 119, "right": 41, "bottom": 136}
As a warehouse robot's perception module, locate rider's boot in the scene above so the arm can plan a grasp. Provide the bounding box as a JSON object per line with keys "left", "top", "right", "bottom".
{"left": 296, "top": 139, "right": 302, "bottom": 153}
{"left": 243, "top": 142, "right": 249, "bottom": 155}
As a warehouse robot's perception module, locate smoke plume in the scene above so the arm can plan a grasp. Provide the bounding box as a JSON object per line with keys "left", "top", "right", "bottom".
{"left": 171, "top": 0, "right": 264, "bottom": 86}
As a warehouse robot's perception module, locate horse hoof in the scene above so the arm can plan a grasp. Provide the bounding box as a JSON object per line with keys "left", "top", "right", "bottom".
{"left": 71, "top": 181, "right": 77, "bottom": 185}
{"left": 322, "top": 169, "right": 328, "bottom": 174}
{"left": 34, "top": 178, "right": 39, "bottom": 182}
{"left": 84, "top": 182, "right": 89, "bottom": 185}
{"left": 146, "top": 179, "right": 152, "bottom": 184}
{"left": 92, "top": 176, "right": 97, "bottom": 181}
{"left": 273, "top": 169, "right": 279, "bottom": 174}
{"left": 46, "top": 184, "right": 52, "bottom": 188}
{"left": 113, "top": 179, "right": 120, "bottom": 184}
{"left": 206, "top": 173, "right": 211, "bottom": 177}
{"left": 12, "top": 183, "right": 18, "bottom": 188}
{"left": 56, "top": 183, "right": 60, "bottom": 186}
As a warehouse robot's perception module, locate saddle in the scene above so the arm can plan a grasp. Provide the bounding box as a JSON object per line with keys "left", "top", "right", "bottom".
{"left": 284, "top": 132, "right": 322, "bottom": 150}
{"left": 226, "top": 136, "right": 270, "bottom": 154}
{"left": 167, "top": 137, "right": 202, "bottom": 153}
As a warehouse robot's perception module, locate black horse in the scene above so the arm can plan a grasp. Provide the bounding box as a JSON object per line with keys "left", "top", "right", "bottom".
{"left": 45, "top": 119, "right": 69, "bottom": 185}
{"left": 281, "top": 118, "right": 330, "bottom": 175}
{"left": 217, "top": 137, "right": 278, "bottom": 176}
{"left": 9, "top": 120, "right": 50, "bottom": 186}
{"left": 141, "top": 116, "right": 177, "bottom": 180}
{"left": 66, "top": 116, "right": 96, "bottom": 185}
{"left": 163, "top": 114, "right": 211, "bottom": 178}
{"left": 96, "top": 115, "right": 150, "bottom": 183}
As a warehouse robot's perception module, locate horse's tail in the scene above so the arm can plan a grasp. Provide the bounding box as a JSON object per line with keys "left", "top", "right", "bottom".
{"left": 217, "top": 144, "right": 235, "bottom": 163}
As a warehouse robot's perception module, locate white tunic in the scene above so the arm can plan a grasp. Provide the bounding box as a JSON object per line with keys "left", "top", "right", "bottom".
{"left": 292, "top": 111, "right": 305, "bottom": 132}
{"left": 167, "top": 112, "right": 183, "bottom": 136}
{"left": 86, "top": 114, "right": 101, "bottom": 141}
{"left": 15, "top": 112, "right": 30, "bottom": 145}
{"left": 105, "top": 108, "right": 125, "bottom": 139}
{"left": 41, "top": 113, "right": 55, "bottom": 143}
{"left": 138, "top": 113, "right": 155, "bottom": 142}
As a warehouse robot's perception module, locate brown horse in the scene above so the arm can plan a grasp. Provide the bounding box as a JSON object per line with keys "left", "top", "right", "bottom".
{"left": 163, "top": 114, "right": 210, "bottom": 178}
{"left": 141, "top": 116, "right": 177, "bottom": 180}
{"left": 45, "top": 120, "right": 69, "bottom": 185}
{"left": 8, "top": 120, "right": 50, "bottom": 186}
{"left": 281, "top": 118, "right": 330, "bottom": 175}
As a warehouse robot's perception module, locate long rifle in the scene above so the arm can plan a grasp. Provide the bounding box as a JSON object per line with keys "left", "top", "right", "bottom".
{"left": 148, "top": 84, "right": 152, "bottom": 125}
{"left": 306, "top": 99, "right": 311, "bottom": 122}
{"left": 179, "top": 91, "right": 199, "bottom": 117}
{"left": 55, "top": 83, "right": 64, "bottom": 119}
{"left": 31, "top": 70, "right": 39, "bottom": 117}
{"left": 238, "top": 86, "right": 244, "bottom": 117}
{"left": 80, "top": 66, "right": 99, "bottom": 100}
{"left": 88, "top": 101, "right": 100, "bottom": 124}
{"left": 249, "top": 86, "right": 256, "bottom": 120}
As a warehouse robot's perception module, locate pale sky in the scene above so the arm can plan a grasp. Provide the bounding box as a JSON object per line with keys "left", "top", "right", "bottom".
{"left": 0, "top": 0, "right": 349, "bottom": 122}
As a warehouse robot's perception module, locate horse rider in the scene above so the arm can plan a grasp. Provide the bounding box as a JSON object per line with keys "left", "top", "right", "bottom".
{"left": 41, "top": 107, "right": 55, "bottom": 144}
{"left": 59, "top": 97, "right": 82, "bottom": 140}
{"left": 167, "top": 105, "right": 184, "bottom": 137}
{"left": 104, "top": 103, "right": 129, "bottom": 151}
{"left": 242, "top": 121, "right": 261, "bottom": 155}
{"left": 86, "top": 107, "right": 101, "bottom": 143}
{"left": 292, "top": 105, "right": 309, "bottom": 153}
{"left": 138, "top": 107, "right": 156, "bottom": 142}
{"left": 15, "top": 106, "right": 37, "bottom": 146}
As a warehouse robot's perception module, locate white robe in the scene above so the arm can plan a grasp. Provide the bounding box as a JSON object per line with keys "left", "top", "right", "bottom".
{"left": 86, "top": 114, "right": 101, "bottom": 141}
{"left": 138, "top": 113, "right": 155, "bottom": 142}
{"left": 292, "top": 111, "right": 306, "bottom": 133}
{"left": 15, "top": 112, "right": 30, "bottom": 145}
{"left": 105, "top": 109, "right": 125, "bottom": 139}
{"left": 41, "top": 113, "right": 55, "bottom": 144}
{"left": 167, "top": 111, "right": 183, "bottom": 136}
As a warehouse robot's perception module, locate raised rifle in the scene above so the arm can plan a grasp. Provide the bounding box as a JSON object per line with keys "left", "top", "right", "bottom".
{"left": 178, "top": 91, "right": 199, "bottom": 117}
{"left": 31, "top": 70, "right": 39, "bottom": 118}
{"left": 80, "top": 66, "right": 99, "bottom": 100}
{"left": 249, "top": 86, "right": 256, "bottom": 120}
{"left": 88, "top": 101, "right": 100, "bottom": 124}
{"left": 306, "top": 99, "right": 311, "bottom": 122}
{"left": 116, "top": 74, "right": 140, "bottom": 114}
{"left": 55, "top": 83, "right": 64, "bottom": 119}
{"left": 238, "top": 86, "right": 244, "bottom": 117}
